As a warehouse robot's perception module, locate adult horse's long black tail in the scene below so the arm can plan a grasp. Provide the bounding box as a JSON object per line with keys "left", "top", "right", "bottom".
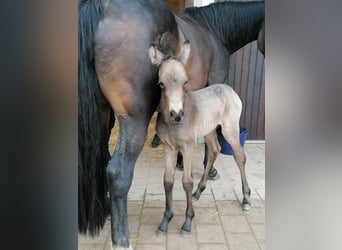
{"left": 78, "top": 0, "right": 108, "bottom": 235}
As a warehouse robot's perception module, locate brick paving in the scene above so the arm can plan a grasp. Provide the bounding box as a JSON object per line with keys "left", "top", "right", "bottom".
{"left": 79, "top": 139, "right": 265, "bottom": 250}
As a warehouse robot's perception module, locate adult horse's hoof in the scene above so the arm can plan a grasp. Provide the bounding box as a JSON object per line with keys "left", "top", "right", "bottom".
{"left": 208, "top": 167, "right": 220, "bottom": 180}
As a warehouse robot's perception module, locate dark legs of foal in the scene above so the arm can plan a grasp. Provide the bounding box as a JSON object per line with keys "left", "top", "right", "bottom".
{"left": 158, "top": 145, "right": 195, "bottom": 233}
{"left": 204, "top": 143, "right": 219, "bottom": 180}
{"left": 193, "top": 131, "right": 220, "bottom": 200}
{"left": 157, "top": 147, "right": 177, "bottom": 233}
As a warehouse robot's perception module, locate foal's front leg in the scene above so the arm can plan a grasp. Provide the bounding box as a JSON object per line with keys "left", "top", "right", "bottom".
{"left": 158, "top": 145, "right": 177, "bottom": 233}
{"left": 180, "top": 144, "right": 195, "bottom": 233}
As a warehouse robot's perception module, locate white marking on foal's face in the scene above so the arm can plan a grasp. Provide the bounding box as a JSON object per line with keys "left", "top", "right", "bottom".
{"left": 168, "top": 89, "right": 184, "bottom": 114}
{"left": 159, "top": 59, "right": 188, "bottom": 115}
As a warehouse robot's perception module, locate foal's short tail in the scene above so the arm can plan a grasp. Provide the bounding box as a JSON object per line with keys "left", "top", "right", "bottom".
{"left": 78, "top": 0, "right": 109, "bottom": 236}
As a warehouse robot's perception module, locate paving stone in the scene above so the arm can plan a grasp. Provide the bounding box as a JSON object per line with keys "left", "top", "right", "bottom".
{"left": 212, "top": 189, "right": 237, "bottom": 201}
{"left": 167, "top": 233, "right": 198, "bottom": 250}
{"left": 128, "top": 215, "right": 140, "bottom": 234}
{"left": 141, "top": 208, "right": 165, "bottom": 225}
{"left": 250, "top": 224, "right": 265, "bottom": 244}
{"left": 196, "top": 224, "right": 226, "bottom": 244}
{"left": 193, "top": 207, "right": 221, "bottom": 224}
{"left": 250, "top": 198, "right": 265, "bottom": 208}
{"left": 226, "top": 233, "right": 259, "bottom": 250}
{"left": 144, "top": 196, "right": 165, "bottom": 208}
{"left": 221, "top": 216, "right": 252, "bottom": 233}
{"left": 259, "top": 243, "right": 265, "bottom": 250}
{"left": 198, "top": 244, "right": 229, "bottom": 250}
{"left": 216, "top": 200, "right": 244, "bottom": 216}
{"left": 135, "top": 244, "right": 166, "bottom": 250}
{"left": 128, "top": 201, "right": 143, "bottom": 216}
{"left": 138, "top": 224, "right": 166, "bottom": 244}
{"left": 244, "top": 208, "right": 265, "bottom": 224}
{"left": 78, "top": 243, "right": 104, "bottom": 250}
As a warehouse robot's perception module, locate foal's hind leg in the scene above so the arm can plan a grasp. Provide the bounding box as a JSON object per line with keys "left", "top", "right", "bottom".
{"left": 193, "top": 130, "right": 220, "bottom": 200}
{"left": 221, "top": 127, "right": 251, "bottom": 210}
{"left": 158, "top": 146, "right": 177, "bottom": 233}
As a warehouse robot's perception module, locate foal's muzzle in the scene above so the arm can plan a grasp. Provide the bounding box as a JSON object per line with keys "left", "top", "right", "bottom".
{"left": 170, "top": 109, "right": 184, "bottom": 123}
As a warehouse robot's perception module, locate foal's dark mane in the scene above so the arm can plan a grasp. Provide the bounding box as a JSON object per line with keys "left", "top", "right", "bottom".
{"left": 180, "top": 1, "right": 265, "bottom": 53}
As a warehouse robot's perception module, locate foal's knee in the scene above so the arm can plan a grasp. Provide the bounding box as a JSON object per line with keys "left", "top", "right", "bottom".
{"left": 164, "top": 179, "right": 174, "bottom": 192}
{"left": 182, "top": 179, "right": 193, "bottom": 193}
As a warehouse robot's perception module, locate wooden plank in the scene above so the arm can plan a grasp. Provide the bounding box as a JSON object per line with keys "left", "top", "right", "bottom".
{"left": 244, "top": 42, "right": 258, "bottom": 138}
{"left": 233, "top": 48, "right": 243, "bottom": 97}
{"left": 256, "top": 62, "right": 265, "bottom": 139}
{"left": 251, "top": 49, "right": 264, "bottom": 139}
{"left": 228, "top": 53, "right": 236, "bottom": 88}
{"left": 239, "top": 45, "right": 251, "bottom": 128}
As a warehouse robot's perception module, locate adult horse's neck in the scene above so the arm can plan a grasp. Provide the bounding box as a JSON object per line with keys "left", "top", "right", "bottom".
{"left": 180, "top": 1, "right": 264, "bottom": 54}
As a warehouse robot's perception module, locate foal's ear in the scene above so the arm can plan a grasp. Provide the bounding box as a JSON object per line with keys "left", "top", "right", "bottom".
{"left": 149, "top": 44, "right": 164, "bottom": 66}
{"left": 178, "top": 40, "right": 191, "bottom": 65}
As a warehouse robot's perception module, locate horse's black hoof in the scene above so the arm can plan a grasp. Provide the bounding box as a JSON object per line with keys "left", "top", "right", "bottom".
{"left": 176, "top": 162, "right": 184, "bottom": 171}
{"left": 181, "top": 226, "right": 191, "bottom": 234}
{"left": 181, "top": 229, "right": 191, "bottom": 237}
{"left": 156, "top": 228, "right": 167, "bottom": 235}
{"left": 151, "top": 134, "right": 161, "bottom": 148}
{"left": 242, "top": 198, "right": 251, "bottom": 211}
{"left": 208, "top": 167, "right": 220, "bottom": 180}
{"left": 242, "top": 203, "right": 251, "bottom": 211}
{"left": 192, "top": 192, "right": 200, "bottom": 201}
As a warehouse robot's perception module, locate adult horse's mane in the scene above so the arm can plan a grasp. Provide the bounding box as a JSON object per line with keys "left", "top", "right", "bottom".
{"left": 180, "top": 1, "right": 265, "bottom": 53}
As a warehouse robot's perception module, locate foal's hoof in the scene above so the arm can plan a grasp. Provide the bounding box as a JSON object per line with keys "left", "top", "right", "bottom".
{"left": 150, "top": 134, "right": 161, "bottom": 148}
{"left": 192, "top": 192, "right": 200, "bottom": 201}
{"left": 180, "top": 229, "right": 191, "bottom": 237}
{"left": 208, "top": 167, "right": 220, "bottom": 180}
{"left": 242, "top": 200, "right": 251, "bottom": 211}
{"left": 156, "top": 229, "right": 167, "bottom": 236}
{"left": 176, "top": 162, "right": 184, "bottom": 171}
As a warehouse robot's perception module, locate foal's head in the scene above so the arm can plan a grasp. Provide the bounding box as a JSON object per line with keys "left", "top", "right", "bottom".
{"left": 149, "top": 41, "right": 191, "bottom": 123}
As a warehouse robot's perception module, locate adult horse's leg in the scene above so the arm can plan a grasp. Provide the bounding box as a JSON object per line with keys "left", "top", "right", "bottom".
{"left": 193, "top": 131, "right": 221, "bottom": 200}
{"left": 221, "top": 126, "right": 251, "bottom": 211}
{"left": 107, "top": 113, "right": 152, "bottom": 248}
{"left": 157, "top": 146, "right": 178, "bottom": 233}
{"left": 180, "top": 145, "right": 195, "bottom": 233}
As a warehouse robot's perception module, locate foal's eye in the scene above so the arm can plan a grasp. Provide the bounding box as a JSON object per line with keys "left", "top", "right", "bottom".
{"left": 158, "top": 81, "right": 164, "bottom": 88}
{"left": 184, "top": 80, "right": 188, "bottom": 86}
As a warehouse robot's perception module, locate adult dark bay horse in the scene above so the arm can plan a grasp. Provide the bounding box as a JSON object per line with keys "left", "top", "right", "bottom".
{"left": 78, "top": 0, "right": 264, "bottom": 249}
